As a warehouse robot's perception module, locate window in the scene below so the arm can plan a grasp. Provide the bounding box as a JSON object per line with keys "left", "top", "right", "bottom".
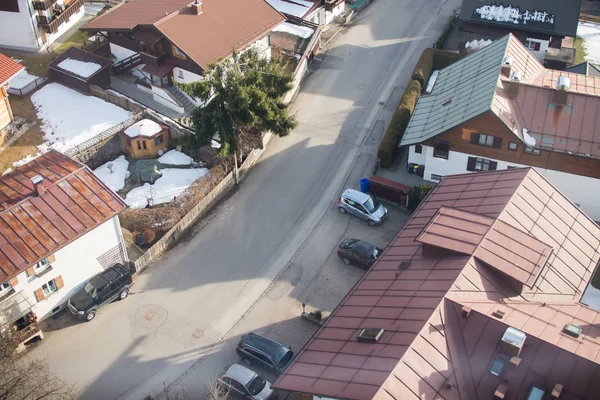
{"left": 137, "top": 141, "right": 142, "bottom": 150}
{"left": 490, "top": 356, "right": 507, "bottom": 376}
{"left": 430, "top": 174, "right": 444, "bottom": 181}
{"left": 0, "top": 281, "right": 11, "bottom": 295}
{"left": 35, "top": 258, "right": 50, "bottom": 273}
{"left": 0, "top": 0, "right": 19, "bottom": 12}
{"left": 414, "top": 144, "right": 422, "bottom": 154}
{"left": 41, "top": 279, "right": 58, "bottom": 297}
{"left": 51, "top": 305, "right": 61, "bottom": 315}
{"left": 142, "top": 141, "right": 147, "bottom": 150}
{"left": 508, "top": 142, "right": 518, "bottom": 151}
{"left": 433, "top": 142, "right": 449, "bottom": 159}
{"left": 154, "top": 135, "right": 164, "bottom": 146}
{"left": 467, "top": 157, "right": 497, "bottom": 172}
{"left": 524, "top": 146, "right": 541, "bottom": 155}
{"left": 177, "top": 69, "right": 184, "bottom": 79}
{"left": 470, "top": 133, "right": 501, "bottom": 148}
{"left": 507, "top": 165, "right": 517, "bottom": 169}
{"left": 526, "top": 40, "right": 541, "bottom": 51}
{"left": 172, "top": 45, "right": 186, "bottom": 59}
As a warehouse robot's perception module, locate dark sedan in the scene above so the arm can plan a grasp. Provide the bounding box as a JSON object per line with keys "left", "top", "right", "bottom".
{"left": 337, "top": 239, "right": 382, "bottom": 269}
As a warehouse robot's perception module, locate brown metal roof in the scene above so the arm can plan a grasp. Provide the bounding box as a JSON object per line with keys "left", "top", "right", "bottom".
{"left": 0, "top": 151, "right": 126, "bottom": 282}
{"left": 84, "top": 0, "right": 285, "bottom": 70}
{"left": 275, "top": 167, "right": 600, "bottom": 399}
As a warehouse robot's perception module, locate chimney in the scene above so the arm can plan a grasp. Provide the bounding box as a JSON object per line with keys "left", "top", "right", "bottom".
{"left": 500, "top": 327, "right": 526, "bottom": 357}
{"left": 507, "top": 70, "right": 521, "bottom": 98}
{"left": 191, "top": 0, "right": 203, "bottom": 15}
{"left": 501, "top": 56, "right": 513, "bottom": 78}
{"left": 31, "top": 175, "right": 45, "bottom": 196}
{"left": 550, "top": 383, "right": 563, "bottom": 399}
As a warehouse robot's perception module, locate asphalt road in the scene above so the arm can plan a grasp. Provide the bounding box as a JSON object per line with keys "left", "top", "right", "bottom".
{"left": 29, "top": 0, "right": 459, "bottom": 398}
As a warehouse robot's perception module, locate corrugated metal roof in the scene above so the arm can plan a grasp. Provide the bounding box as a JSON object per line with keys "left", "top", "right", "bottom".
{"left": 566, "top": 62, "right": 600, "bottom": 78}
{"left": 0, "top": 52, "right": 23, "bottom": 87}
{"left": 400, "top": 35, "right": 509, "bottom": 146}
{"left": 0, "top": 151, "right": 126, "bottom": 282}
{"left": 275, "top": 167, "right": 600, "bottom": 400}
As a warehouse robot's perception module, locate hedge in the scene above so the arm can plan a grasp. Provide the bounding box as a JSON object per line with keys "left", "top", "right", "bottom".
{"left": 408, "top": 183, "right": 433, "bottom": 211}
{"left": 377, "top": 79, "right": 422, "bottom": 167}
{"left": 435, "top": 15, "right": 457, "bottom": 50}
{"left": 412, "top": 48, "right": 435, "bottom": 87}
{"left": 433, "top": 50, "right": 465, "bottom": 70}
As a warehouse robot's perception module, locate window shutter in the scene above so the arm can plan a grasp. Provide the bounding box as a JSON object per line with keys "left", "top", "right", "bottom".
{"left": 34, "top": 288, "right": 45, "bottom": 302}
{"left": 26, "top": 266, "right": 35, "bottom": 277}
{"left": 55, "top": 275, "right": 64, "bottom": 290}
{"left": 470, "top": 133, "right": 480, "bottom": 144}
{"left": 492, "top": 137, "right": 503, "bottom": 149}
{"left": 47, "top": 254, "right": 55, "bottom": 263}
{"left": 9, "top": 277, "right": 18, "bottom": 287}
{"left": 490, "top": 161, "right": 498, "bottom": 171}
{"left": 534, "top": 42, "right": 541, "bottom": 51}
{"left": 466, "top": 157, "right": 477, "bottom": 171}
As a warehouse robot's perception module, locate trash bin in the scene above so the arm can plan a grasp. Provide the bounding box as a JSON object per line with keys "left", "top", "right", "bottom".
{"left": 359, "top": 178, "right": 370, "bottom": 193}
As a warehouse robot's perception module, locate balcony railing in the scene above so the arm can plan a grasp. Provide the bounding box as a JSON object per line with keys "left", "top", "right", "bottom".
{"left": 36, "top": 0, "right": 86, "bottom": 34}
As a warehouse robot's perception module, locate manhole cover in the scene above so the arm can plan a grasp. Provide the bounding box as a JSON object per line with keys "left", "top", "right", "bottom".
{"left": 145, "top": 312, "right": 156, "bottom": 321}
{"left": 192, "top": 329, "right": 204, "bottom": 338}
{"left": 134, "top": 304, "right": 168, "bottom": 329}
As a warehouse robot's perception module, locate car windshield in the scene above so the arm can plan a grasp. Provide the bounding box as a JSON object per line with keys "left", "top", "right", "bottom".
{"left": 247, "top": 376, "right": 266, "bottom": 395}
{"left": 84, "top": 276, "right": 108, "bottom": 298}
{"left": 363, "top": 197, "right": 380, "bottom": 213}
{"left": 83, "top": 282, "right": 99, "bottom": 298}
{"left": 276, "top": 348, "right": 293, "bottom": 367}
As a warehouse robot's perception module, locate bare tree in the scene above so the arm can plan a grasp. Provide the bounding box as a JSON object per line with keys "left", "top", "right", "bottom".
{"left": 205, "top": 379, "right": 230, "bottom": 400}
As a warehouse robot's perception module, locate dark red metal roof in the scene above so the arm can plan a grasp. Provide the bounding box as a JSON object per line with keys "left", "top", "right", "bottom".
{"left": 0, "top": 151, "right": 126, "bottom": 282}
{"left": 275, "top": 167, "right": 600, "bottom": 400}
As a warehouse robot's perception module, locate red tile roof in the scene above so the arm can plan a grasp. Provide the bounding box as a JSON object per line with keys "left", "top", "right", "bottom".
{"left": 83, "top": 0, "right": 285, "bottom": 70}
{"left": 274, "top": 168, "right": 600, "bottom": 400}
{"left": 0, "top": 53, "right": 23, "bottom": 86}
{"left": 0, "top": 151, "right": 126, "bottom": 282}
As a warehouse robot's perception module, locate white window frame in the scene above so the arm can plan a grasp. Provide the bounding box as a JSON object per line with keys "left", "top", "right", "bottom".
{"left": 41, "top": 279, "right": 58, "bottom": 297}
{"left": 0, "top": 281, "right": 11, "bottom": 295}
{"left": 475, "top": 157, "right": 492, "bottom": 171}
{"left": 177, "top": 69, "right": 184, "bottom": 79}
{"left": 479, "top": 134, "right": 494, "bottom": 147}
{"left": 34, "top": 258, "right": 50, "bottom": 274}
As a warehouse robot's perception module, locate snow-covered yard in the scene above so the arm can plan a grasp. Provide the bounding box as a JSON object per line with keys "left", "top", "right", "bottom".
{"left": 577, "top": 22, "right": 600, "bottom": 65}
{"left": 31, "top": 83, "right": 132, "bottom": 152}
{"left": 125, "top": 168, "right": 208, "bottom": 208}
{"left": 93, "top": 156, "right": 130, "bottom": 192}
{"left": 158, "top": 149, "right": 193, "bottom": 165}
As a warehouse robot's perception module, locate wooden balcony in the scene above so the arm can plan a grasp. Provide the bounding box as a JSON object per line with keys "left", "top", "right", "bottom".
{"left": 36, "top": 0, "right": 86, "bottom": 34}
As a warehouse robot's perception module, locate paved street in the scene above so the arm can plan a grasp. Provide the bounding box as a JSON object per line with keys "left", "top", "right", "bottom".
{"left": 29, "top": 0, "right": 459, "bottom": 398}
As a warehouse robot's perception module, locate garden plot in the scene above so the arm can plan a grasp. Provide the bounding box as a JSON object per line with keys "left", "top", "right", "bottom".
{"left": 31, "top": 83, "right": 132, "bottom": 153}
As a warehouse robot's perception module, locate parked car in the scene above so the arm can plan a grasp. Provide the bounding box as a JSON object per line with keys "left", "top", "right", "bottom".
{"left": 337, "top": 238, "right": 382, "bottom": 269}
{"left": 236, "top": 333, "right": 294, "bottom": 373}
{"left": 67, "top": 263, "right": 134, "bottom": 321}
{"left": 338, "top": 188, "right": 388, "bottom": 226}
{"left": 218, "top": 363, "right": 275, "bottom": 400}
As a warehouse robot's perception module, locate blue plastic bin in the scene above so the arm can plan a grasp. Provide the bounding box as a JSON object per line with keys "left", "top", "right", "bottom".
{"left": 359, "top": 178, "right": 370, "bottom": 193}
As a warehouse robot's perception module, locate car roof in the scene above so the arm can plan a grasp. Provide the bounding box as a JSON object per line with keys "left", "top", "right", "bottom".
{"left": 225, "top": 363, "right": 256, "bottom": 385}
{"left": 342, "top": 188, "right": 371, "bottom": 204}
{"left": 242, "top": 333, "right": 285, "bottom": 356}
{"left": 101, "top": 267, "right": 122, "bottom": 282}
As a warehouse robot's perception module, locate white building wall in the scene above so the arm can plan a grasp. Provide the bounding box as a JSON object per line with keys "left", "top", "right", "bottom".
{"left": 248, "top": 35, "right": 272, "bottom": 61}
{"left": 42, "top": 6, "right": 85, "bottom": 49}
{"left": 173, "top": 67, "right": 203, "bottom": 85}
{"left": 408, "top": 145, "right": 600, "bottom": 221}
{"left": 325, "top": 2, "right": 345, "bottom": 25}
{"left": 525, "top": 37, "right": 549, "bottom": 62}
{"left": 0, "top": 0, "right": 39, "bottom": 51}
{"left": 109, "top": 42, "right": 137, "bottom": 61}
{"left": 4, "top": 216, "right": 125, "bottom": 321}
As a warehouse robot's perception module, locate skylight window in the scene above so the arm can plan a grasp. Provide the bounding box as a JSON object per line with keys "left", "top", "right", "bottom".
{"left": 358, "top": 328, "right": 384, "bottom": 342}
{"left": 563, "top": 323, "right": 583, "bottom": 338}
{"left": 490, "top": 356, "right": 506, "bottom": 376}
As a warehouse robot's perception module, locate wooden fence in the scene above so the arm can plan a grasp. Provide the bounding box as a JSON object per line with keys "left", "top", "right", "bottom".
{"left": 89, "top": 85, "right": 145, "bottom": 113}
{"left": 133, "top": 132, "right": 274, "bottom": 273}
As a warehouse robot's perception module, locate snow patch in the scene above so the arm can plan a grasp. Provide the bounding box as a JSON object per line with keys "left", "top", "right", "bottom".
{"left": 523, "top": 128, "right": 536, "bottom": 146}
{"left": 577, "top": 22, "right": 600, "bottom": 66}
{"left": 124, "top": 119, "right": 162, "bottom": 138}
{"left": 12, "top": 153, "right": 41, "bottom": 167}
{"left": 125, "top": 168, "right": 209, "bottom": 208}
{"left": 465, "top": 39, "right": 493, "bottom": 51}
{"left": 31, "top": 83, "right": 132, "bottom": 152}
{"left": 93, "top": 156, "right": 130, "bottom": 192}
{"left": 265, "top": 0, "right": 313, "bottom": 18}
{"left": 272, "top": 22, "right": 314, "bottom": 39}
{"left": 57, "top": 58, "right": 102, "bottom": 78}
{"left": 158, "top": 150, "right": 193, "bottom": 165}
{"left": 212, "top": 140, "right": 222, "bottom": 149}
{"left": 9, "top": 69, "right": 39, "bottom": 90}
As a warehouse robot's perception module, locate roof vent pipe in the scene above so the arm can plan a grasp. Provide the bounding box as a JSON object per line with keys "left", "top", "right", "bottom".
{"left": 557, "top": 76, "right": 571, "bottom": 91}
{"left": 191, "top": 0, "right": 203, "bottom": 15}
{"left": 30, "top": 175, "right": 45, "bottom": 196}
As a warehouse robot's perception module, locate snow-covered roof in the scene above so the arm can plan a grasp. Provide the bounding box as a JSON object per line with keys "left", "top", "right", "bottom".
{"left": 265, "top": 0, "right": 316, "bottom": 18}
{"left": 272, "top": 22, "right": 314, "bottom": 39}
{"left": 57, "top": 58, "right": 102, "bottom": 78}
{"left": 124, "top": 119, "right": 163, "bottom": 138}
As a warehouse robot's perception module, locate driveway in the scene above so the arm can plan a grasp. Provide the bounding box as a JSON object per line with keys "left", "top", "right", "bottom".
{"left": 29, "top": 0, "right": 460, "bottom": 398}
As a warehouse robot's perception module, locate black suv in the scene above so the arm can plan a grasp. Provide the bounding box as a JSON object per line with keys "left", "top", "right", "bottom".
{"left": 236, "top": 333, "right": 294, "bottom": 373}
{"left": 67, "top": 264, "right": 133, "bottom": 321}
{"left": 337, "top": 238, "right": 382, "bottom": 269}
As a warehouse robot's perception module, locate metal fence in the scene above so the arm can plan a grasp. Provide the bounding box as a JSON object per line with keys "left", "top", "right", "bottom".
{"left": 8, "top": 76, "right": 47, "bottom": 96}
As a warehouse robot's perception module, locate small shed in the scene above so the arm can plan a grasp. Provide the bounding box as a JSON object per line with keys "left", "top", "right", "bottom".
{"left": 49, "top": 47, "right": 112, "bottom": 93}
{"left": 121, "top": 118, "right": 169, "bottom": 159}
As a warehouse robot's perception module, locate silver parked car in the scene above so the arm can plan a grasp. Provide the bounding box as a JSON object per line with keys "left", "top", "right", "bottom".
{"left": 218, "top": 363, "right": 275, "bottom": 400}
{"left": 338, "top": 188, "right": 388, "bottom": 226}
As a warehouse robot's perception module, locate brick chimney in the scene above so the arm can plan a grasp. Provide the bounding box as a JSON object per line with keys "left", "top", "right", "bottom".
{"left": 191, "top": 0, "right": 203, "bottom": 15}
{"left": 31, "top": 175, "right": 45, "bottom": 196}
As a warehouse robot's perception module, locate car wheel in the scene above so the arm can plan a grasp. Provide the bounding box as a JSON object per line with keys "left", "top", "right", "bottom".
{"left": 342, "top": 258, "right": 351, "bottom": 265}
{"left": 86, "top": 311, "right": 96, "bottom": 321}
{"left": 338, "top": 207, "right": 346, "bottom": 214}
{"left": 368, "top": 220, "right": 376, "bottom": 226}
{"left": 119, "top": 288, "right": 129, "bottom": 300}
{"left": 242, "top": 357, "right": 251, "bottom": 366}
